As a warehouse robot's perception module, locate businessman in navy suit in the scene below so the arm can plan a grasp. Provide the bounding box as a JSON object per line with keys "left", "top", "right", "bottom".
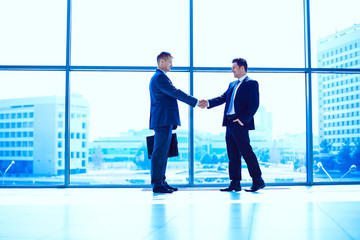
{"left": 200, "top": 58, "right": 265, "bottom": 192}
{"left": 149, "top": 52, "right": 200, "bottom": 193}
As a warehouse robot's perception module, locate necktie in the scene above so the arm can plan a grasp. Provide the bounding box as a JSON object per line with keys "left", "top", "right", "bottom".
{"left": 227, "top": 80, "right": 240, "bottom": 115}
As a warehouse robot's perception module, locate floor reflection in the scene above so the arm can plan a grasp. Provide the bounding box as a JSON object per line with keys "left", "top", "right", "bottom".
{"left": 0, "top": 186, "right": 359, "bottom": 240}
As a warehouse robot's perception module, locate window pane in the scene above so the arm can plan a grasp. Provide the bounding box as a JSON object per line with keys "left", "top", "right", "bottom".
{"left": 0, "top": 0, "right": 66, "bottom": 65}
{"left": 311, "top": 0, "right": 360, "bottom": 68}
{"left": 313, "top": 73, "right": 360, "bottom": 182}
{"left": 194, "top": 0, "right": 304, "bottom": 67}
{"left": 194, "top": 73, "right": 307, "bottom": 184}
{"left": 0, "top": 71, "right": 65, "bottom": 185}
{"left": 72, "top": 0, "right": 189, "bottom": 66}
{"left": 70, "top": 72, "right": 190, "bottom": 185}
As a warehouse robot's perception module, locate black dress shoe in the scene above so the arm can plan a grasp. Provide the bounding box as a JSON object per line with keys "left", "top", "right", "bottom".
{"left": 164, "top": 182, "right": 178, "bottom": 191}
{"left": 220, "top": 180, "right": 241, "bottom": 192}
{"left": 153, "top": 185, "right": 173, "bottom": 193}
{"left": 245, "top": 178, "right": 265, "bottom": 192}
{"left": 220, "top": 186, "right": 241, "bottom": 192}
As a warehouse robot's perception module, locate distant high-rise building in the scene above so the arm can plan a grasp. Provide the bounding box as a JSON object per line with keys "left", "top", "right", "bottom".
{"left": 0, "top": 95, "right": 89, "bottom": 176}
{"left": 317, "top": 23, "right": 360, "bottom": 151}
{"left": 251, "top": 105, "right": 273, "bottom": 145}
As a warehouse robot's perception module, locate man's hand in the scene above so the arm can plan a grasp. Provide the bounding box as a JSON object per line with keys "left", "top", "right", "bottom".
{"left": 233, "top": 118, "right": 244, "bottom": 126}
{"left": 198, "top": 99, "right": 209, "bottom": 109}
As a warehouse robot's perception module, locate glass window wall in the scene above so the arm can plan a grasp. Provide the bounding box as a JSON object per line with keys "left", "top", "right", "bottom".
{"left": 312, "top": 73, "right": 360, "bottom": 182}
{"left": 69, "top": 72, "right": 190, "bottom": 185}
{"left": 71, "top": 0, "right": 189, "bottom": 66}
{"left": 0, "top": 71, "right": 65, "bottom": 185}
{"left": 194, "top": 0, "right": 304, "bottom": 67}
{"left": 0, "top": 0, "right": 66, "bottom": 65}
{"left": 0, "top": 0, "right": 360, "bottom": 187}
{"left": 194, "top": 73, "right": 307, "bottom": 184}
{"left": 311, "top": 0, "right": 360, "bottom": 68}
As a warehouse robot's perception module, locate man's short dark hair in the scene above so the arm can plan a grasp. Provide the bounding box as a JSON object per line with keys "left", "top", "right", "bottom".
{"left": 232, "top": 58, "right": 248, "bottom": 72}
{"left": 157, "top": 52, "right": 172, "bottom": 64}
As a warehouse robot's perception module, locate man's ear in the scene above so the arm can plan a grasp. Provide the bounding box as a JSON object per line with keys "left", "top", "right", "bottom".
{"left": 158, "top": 59, "right": 164, "bottom": 66}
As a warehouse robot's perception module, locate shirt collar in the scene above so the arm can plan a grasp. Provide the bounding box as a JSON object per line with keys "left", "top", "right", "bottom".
{"left": 157, "top": 68, "right": 166, "bottom": 74}
{"left": 238, "top": 75, "right": 247, "bottom": 82}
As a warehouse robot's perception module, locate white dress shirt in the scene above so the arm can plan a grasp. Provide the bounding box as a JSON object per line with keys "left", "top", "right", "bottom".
{"left": 227, "top": 75, "right": 247, "bottom": 115}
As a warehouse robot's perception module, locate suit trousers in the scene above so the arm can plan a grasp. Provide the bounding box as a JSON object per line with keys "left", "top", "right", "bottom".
{"left": 225, "top": 121, "right": 262, "bottom": 182}
{"left": 151, "top": 125, "right": 173, "bottom": 186}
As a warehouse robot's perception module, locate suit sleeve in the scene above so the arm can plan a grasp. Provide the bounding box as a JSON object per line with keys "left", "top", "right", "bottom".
{"left": 207, "top": 87, "right": 229, "bottom": 109}
{"left": 157, "top": 74, "right": 198, "bottom": 107}
{"left": 238, "top": 81, "right": 259, "bottom": 125}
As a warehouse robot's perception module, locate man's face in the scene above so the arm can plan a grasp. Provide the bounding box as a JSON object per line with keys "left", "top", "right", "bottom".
{"left": 160, "top": 56, "right": 173, "bottom": 72}
{"left": 232, "top": 62, "right": 246, "bottom": 79}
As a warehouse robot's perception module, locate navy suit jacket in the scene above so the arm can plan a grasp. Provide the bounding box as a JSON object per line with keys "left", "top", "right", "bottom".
{"left": 149, "top": 69, "right": 197, "bottom": 130}
{"left": 207, "top": 77, "right": 259, "bottom": 130}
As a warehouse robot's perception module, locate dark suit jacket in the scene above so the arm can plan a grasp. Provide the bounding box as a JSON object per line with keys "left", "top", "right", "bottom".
{"left": 149, "top": 69, "right": 197, "bottom": 130}
{"left": 207, "top": 77, "right": 259, "bottom": 130}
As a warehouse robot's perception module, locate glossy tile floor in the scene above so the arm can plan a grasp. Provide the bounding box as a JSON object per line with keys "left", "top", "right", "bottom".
{"left": 0, "top": 185, "right": 360, "bottom": 240}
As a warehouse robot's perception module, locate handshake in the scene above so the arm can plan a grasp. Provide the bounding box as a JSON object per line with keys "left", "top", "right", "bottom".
{"left": 197, "top": 99, "right": 209, "bottom": 109}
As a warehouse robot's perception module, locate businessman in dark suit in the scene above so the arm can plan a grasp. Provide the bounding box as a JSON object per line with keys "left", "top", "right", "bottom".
{"left": 149, "top": 52, "right": 199, "bottom": 193}
{"left": 200, "top": 58, "right": 265, "bottom": 192}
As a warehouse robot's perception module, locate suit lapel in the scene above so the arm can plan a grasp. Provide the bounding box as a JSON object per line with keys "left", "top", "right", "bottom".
{"left": 236, "top": 76, "right": 248, "bottom": 92}
{"left": 233, "top": 76, "right": 249, "bottom": 105}
{"left": 226, "top": 77, "right": 249, "bottom": 111}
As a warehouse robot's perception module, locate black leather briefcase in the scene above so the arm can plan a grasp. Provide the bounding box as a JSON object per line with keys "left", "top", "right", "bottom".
{"left": 146, "top": 133, "right": 179, "bottom": 159}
